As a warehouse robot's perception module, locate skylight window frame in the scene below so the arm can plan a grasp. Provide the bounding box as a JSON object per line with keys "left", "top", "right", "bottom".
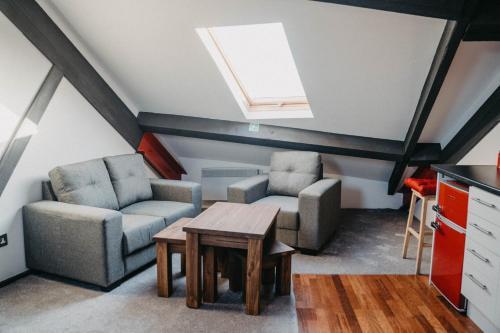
{"left": 197, "top": 24, "right": 313, "bottom": 120}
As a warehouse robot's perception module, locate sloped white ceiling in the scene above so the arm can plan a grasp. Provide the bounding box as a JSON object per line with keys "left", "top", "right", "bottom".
{"left": 420, "top": 42, "right": 500, "bottom": 146}
{"left": 39, "top": 0, "right": 445, "bottom": 141}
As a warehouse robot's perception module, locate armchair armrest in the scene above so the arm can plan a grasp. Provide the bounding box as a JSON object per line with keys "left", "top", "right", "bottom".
{"left": 298, "top": 178, "right": 341, "bottom": 251}
{"left": 23, "top": 201, "right": 124, "bottom": 287}
{"left": 150, "top": 179, "right": 202, "bottom": 214}
{"left": 227, "top": 175, "right": 269, "bottom": 204}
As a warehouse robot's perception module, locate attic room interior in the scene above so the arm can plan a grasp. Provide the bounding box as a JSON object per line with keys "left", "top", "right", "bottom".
{"left": 0, "top": 0, "right": 499, "bottom": 332}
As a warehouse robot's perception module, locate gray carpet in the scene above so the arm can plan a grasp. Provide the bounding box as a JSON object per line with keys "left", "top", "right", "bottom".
{"left": 0, "top": 209, "right": 431, "bottom": 333}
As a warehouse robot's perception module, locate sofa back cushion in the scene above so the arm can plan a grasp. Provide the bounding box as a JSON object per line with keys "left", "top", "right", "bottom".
{"left": 267, "top": 151, "right": 321, "bottom": 197}
{"left": 103, "top": 154, "right": 152, "bottom": 208}
{"left": 49, "top": 159, "right": 119, "bottom": 210}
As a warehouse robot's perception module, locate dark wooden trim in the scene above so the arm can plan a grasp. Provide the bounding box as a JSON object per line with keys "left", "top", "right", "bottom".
{"left": 441, "top": 85, "right": 500, "bottom": 164}
{"left": 464, "top": 24, "right": 500, "bottom": 41}
{"left": 463, "top": 0, "right": 500, "bottom": 41}
{"left": 0, "top": 270, "right": 31, "bottom": 288}
{"left": 387, "top": 1, "right": 478, "bottom": 195}
{"left": 312, "top": 0, "right": 465, "bottom": 19}
{"left": 408, "top": 143, "right": 441, "bottom": 166}
{"left": 0, "top": 66, "right": 63, "bottom": 197}
{"left": 138, "top": 112, "right": 439, "bottom": 163}
{"left": 0, "top": 0, "right": 143, "bottom": 148}
{"left": 138, "top": 112, "right": 405, "bottom": 161}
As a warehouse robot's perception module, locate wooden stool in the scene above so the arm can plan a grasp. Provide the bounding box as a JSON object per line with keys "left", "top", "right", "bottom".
{"left": 402, "top": 189, "right": 434, "bottom": 274}
{"left": 153, "top": 217, "right": 192, "bottom": 297}
{"left": 230, "top": 240, "right": 295, "bottom": 298}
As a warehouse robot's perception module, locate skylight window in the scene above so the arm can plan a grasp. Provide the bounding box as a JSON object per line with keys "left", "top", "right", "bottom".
{"left": 197, "top": 23, "right": 312, "bottom": 120}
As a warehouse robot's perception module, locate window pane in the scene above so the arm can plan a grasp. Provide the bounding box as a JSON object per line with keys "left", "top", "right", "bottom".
{"left": 210, "top": 23, "right": 306, "bottom": 101}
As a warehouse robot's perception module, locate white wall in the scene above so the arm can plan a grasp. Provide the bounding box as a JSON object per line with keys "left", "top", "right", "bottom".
{"left": 0, "top": 78, "right": 137, "bottom": 282}
{"left": 421, "top": 42, "right": 500, "bottom": 145}
{"left": 0, "top": 9, "right": 139, "bottom": 283}
{"left": 0, "top": 13, "right": 51, "bottom": 157}
{"left": 325, "top": 173, "right": 402, "bottom": 209}
{"left": 459, "top": 122, "right": 500, "bottom": 165}
{"left": 0, "top": 78, "right": 136, "bottom": 282}
{"left": 178, "top": 156, "right": 402, "bottom": 209}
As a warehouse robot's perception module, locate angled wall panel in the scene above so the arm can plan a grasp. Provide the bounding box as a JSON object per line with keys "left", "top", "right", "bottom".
{"left": 0, "top": 79, "right": 136, "bottom": 282}
{"left": 458, "top": 122, "right": 500, "bottom": 165}
{"left": 420, "top": 42, "right": 500, "bottom": 145}
{"left": 0, "top": 12, "right": 51, "bottom": 157}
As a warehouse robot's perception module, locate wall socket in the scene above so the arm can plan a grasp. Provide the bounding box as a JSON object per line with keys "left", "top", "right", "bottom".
{"left": 0, "top": 234, "right": 7, "bottom": 248}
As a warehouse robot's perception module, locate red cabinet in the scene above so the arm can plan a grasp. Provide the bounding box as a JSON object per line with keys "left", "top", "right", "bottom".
{"left": 431, "top": 217, "right": 466, "bottom": 310}
{"left": 431, "top": 180, "right": 469, "bottom": 311}
{"left": 437, "top": 181, "right": 469, "bottom": 229}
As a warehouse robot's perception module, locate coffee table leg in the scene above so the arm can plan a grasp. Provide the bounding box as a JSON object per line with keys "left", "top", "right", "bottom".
{"left": 276, "top": 255, "right": 292, "bottom": 296}
{"left": 203, "top": 246, "right": 218, "bottom": 303}
{"left": 186, "top": 232, "right": 201, "bottom": 308}
{"left": 157, "top": 242, "right": 172, "bottom": 297}
{"left": 245, "top": 239, "right": 263, "bottom": 315}
{"left": 180, "top": 253, "right": 186, "bottom": 276}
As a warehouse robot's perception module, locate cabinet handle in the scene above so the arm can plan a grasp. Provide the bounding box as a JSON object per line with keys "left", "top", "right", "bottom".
{"left": 465, "top": 273, "right": 487, "bottom": 290}
{"left": 432, "top": 205, "right": 442, "bottom": 213}
{"left": 467, "top": 248, "right": 490, "bottom": 263}
{"left": 471, "top": 223, "right": 494, "bottom": 236}
{"left": 430, "top": 220, "right": 440, "bottom": 230}
{"left": 472, "top": 197, "right": 496, "bottom": 209}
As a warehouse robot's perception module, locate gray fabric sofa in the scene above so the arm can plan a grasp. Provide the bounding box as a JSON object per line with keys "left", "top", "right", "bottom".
{"left": 227, "top": 151, "right": 341, "bottom": 252}
{"left": 23, "top": 154, "right": 201, "bottom": 288}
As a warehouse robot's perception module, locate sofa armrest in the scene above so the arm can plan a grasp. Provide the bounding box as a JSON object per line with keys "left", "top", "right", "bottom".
{"left": 298, "top": 178, "right": 341, "bottom": 251}
{"left": 227, "top": 175, "right": 269, "bottom": 204}
{"left": 23, "top": 201, "right": 124, "bottom": 287}
{"left": 150, "top": 179, "right": 202, "bottom": 214}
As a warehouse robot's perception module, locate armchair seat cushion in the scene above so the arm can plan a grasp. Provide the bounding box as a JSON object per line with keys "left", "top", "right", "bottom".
{"left": 254, "top": 195, "right": 299, "bottom": 231}
{"left": 120, "top": 200, "right": 197, "bottom": 225}
{"left": 122, "top": 214, "right": 166, "bottom": 254}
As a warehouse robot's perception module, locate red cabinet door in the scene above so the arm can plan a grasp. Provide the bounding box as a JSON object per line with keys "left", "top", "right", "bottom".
{"left": 438, "top": 182, "right": 469, "bottom": 229}
{"left": 431, "top": 217, "right": 466, "bottom": 310}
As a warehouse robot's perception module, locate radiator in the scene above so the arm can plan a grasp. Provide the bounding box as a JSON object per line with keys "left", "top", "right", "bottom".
{"left": 201, "top": 167, "right": 261, "bottom": 200}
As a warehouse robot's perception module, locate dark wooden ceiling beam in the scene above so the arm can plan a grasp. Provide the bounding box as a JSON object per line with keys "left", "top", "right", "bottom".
{"left": 408, "top": 143, "right": 441, "bottom": 166}
{"left": 138, "top": 112, "right": 440, "bottom": 163}
{"left": 0, "top": 0, "right": 143, "bottom": 148}
{"left": 463, "top": 0, "right": 500, "bottom": 41}
{"left": 312, "top": 0, "right": 465, "bottom": 19}
{"left": 387, "top": 0, "right": 478, "bottom": 195}
{"left": 441, "top": 85, "right": 500, "bottom": 164}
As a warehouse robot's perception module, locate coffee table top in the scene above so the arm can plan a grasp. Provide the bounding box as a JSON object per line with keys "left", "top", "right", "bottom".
{"left": 183, "top": 202, "right": 280, "bottom": 239}
{"left": 153, "top": 217, "right": 192, "bottom": 244}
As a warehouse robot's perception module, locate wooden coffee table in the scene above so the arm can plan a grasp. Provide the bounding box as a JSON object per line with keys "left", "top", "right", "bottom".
{"left": 183, "top": 202, "right": 280, "bottom": 315}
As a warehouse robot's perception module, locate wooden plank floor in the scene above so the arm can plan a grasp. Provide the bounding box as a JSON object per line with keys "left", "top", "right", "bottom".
{"left": 293, "top": 275, "right": 481, "bottom": 333}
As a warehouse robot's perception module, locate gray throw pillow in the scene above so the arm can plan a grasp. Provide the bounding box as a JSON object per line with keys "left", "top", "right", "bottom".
{"left": 49, "top": 158, "right": 119, "bottom": 210}
{"left": 103, "top": 154, "right": 153, "bottom": 208}
{"left": 267, "top": 151, "right": 321, "bottom": 197}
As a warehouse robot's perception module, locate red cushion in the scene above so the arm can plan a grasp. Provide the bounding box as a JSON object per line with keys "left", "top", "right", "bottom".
{"left": 404, "top": 178, "right": 437, "bottom": 196}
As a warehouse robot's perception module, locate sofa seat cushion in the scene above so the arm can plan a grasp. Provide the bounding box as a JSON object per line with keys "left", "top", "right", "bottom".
{"left": 122, "top": 214, "right": 166, "bottom": 254}
{"left": 254, "top": 195, "right": 299, "bottom": 231}
{"left": 104, "top": 154, "right": 153, "bottom": 208}
{"left": 267, "top": 151, "right": 321, "bottom": 197}
{"left": 49, "top": 158, "right": 119, "bottom": 210}
{"left": 120, "top": 200, "right": 197, "bottom": 225}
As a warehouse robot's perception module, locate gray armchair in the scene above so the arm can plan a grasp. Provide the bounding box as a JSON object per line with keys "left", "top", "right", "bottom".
{"left": 23, "top": 154, "right": 201, "bottom": 288}
{"left": 228, "top": 151, "right": 341, "bottom": 252}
